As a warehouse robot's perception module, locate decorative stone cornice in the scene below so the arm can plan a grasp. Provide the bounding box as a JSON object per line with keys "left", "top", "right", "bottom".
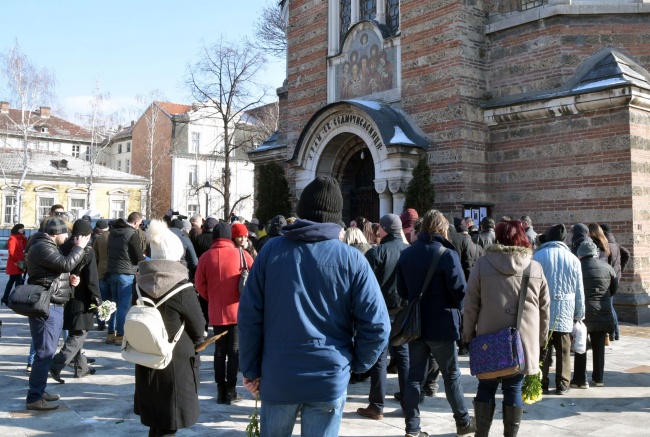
{"left": 388, "top": 178, "right": 406, "bottom": 194}
{"left": 484, "top": 86, "right": 650, "bottom": 126}
{"left": 374, "top": 179, "right": 387, "bottom": 194}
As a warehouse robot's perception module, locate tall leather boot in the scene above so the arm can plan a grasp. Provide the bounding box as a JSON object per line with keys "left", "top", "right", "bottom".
{"left": 503, "top": 405, "right": 524, "bottom": 437}
{"left": 217, "top": 385, "right": 227, "bottom": 404}
{"left": 473, "top": 400, "right": 495, "bottom": 437}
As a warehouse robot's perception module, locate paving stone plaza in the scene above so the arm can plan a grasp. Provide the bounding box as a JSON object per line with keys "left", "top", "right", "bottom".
{"left": 1, "top": 271, "right": 649, "bottom": 437}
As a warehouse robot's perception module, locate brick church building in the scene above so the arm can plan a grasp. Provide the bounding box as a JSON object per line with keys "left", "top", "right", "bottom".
{"left": 249, "top": 1, "right": 650, "bottom": 323}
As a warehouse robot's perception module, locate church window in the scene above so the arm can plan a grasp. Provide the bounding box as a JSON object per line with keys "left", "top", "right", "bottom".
{"left": 340, "top": 0, "right": 352, "bottom": 43}
{"left": 360, "top": 0, "right": 376, "bottom": 21}
{"left": 386, "top": 0, "right": 400, "bottom": 35}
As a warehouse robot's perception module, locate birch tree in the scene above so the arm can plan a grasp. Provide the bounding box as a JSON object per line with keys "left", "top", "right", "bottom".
{"left": 0, "top": 41, "right": 56, "bottom": 223}
{"left": 186, "top": 38, "right": 269, "bottom": 221}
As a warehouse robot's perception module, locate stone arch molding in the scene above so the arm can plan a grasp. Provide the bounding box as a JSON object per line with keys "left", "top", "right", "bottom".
{"left": 291, "top": 101, "right": 428, "bottom": 214}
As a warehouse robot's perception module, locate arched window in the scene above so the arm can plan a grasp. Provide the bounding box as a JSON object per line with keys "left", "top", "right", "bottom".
{"left": 360, "top": 0, "right": 376, "bottom": 21}
{"left": 386, "top": 0, "right": 399, "bottom": 35}
{"left": 340, "top": 0, "right": 352, "bottom": 44}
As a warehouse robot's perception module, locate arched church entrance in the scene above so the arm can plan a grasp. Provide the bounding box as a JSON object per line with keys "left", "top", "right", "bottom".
{"left": 340, "top": 144, "right": 379, "bottom": 224}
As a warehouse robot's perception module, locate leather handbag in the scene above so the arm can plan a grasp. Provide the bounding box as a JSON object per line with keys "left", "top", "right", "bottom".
{"left": 469, "top": 264, "right": 531, "bottom": 379}
{"left": 8, "top": 283, "right": 55, "bottom": 318}
{"left": 390, "top": 246, "right": 446, "bottom": 347}
{"left": 238, "top": 248, "right": 249, "bottom": 294}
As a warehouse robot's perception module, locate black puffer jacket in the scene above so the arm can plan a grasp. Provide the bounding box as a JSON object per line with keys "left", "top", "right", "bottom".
{"left": 193, "top": 229, "right": 213, "bottom": 259}
{"left": 580, "top": 256, "right": 617, "bottom": 333}
{"left": 61, "top": 240, "right": 102, "bottom": 331}
{"left": 26, "top": 232, "right": 85, "bottom": 305}
{"left": 365, "top": 233, "right": 409, "bottom": 310}
{"left": 606, "top": 233, "right": 630, "bottom": 282}
{"left": 106, "top": 219, "right": 145, "bottom": 275}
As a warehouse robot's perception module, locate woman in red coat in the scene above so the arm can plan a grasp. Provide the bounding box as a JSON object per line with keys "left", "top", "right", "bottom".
{"left": 2, "top": 224, "right": 27, "bottom": 305}
{"left": 195, "top": 222, "right": 254, "bottom": 405}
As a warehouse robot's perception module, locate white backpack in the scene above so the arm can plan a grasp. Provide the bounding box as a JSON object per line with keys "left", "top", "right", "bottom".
{"left": 121, "top": 283, "right": 193, "bottom": 369}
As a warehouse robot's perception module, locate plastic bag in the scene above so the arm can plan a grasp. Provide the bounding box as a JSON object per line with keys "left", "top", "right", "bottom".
{"left": 571, "top": 320, "right": 587, "bottom": 354}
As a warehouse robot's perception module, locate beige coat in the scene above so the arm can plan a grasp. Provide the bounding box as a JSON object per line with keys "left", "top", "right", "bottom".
{"left": 463, "top": 244, "right": 550, "bottom": 375}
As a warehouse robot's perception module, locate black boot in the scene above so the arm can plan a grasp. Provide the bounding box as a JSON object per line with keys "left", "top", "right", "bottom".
{"left": 217, "top": 385, "right": 227, "bottom": 404}
{"left": 225, "top": 386, "right": 244, "bottom": 404}
{"left": 473, "top": 400, "right": 495, "bottom": 437}
{"left": 503, "top": 405, "right": 524, "bottom": 437}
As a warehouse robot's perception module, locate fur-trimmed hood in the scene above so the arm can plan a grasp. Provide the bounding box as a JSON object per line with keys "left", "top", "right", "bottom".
{"left": 484, "top": 244, "right": 533, "bottom": 275}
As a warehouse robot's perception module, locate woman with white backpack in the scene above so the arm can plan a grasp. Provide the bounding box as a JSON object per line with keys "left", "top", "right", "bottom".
{"left": 131, "top": 220, "right": 206, "bottom": 437}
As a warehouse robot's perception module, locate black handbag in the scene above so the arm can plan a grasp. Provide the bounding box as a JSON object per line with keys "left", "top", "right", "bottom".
{"left": 8, "top": 282, "right": 57, "bottom": 318}
{"left": 390, "top": 245, "right": 446, "bottom": 347}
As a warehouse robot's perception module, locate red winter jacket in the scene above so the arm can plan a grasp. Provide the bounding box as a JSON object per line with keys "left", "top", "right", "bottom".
{"left": 195, "top": 238, "right": 254, "bottom": 326}
{"left": 6, "top": 233, "right": 27, "bottom": 276}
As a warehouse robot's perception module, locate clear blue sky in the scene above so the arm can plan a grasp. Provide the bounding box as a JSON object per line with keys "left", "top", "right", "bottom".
{"left": 2, "top": 1, "right": 285, "bottom": 122}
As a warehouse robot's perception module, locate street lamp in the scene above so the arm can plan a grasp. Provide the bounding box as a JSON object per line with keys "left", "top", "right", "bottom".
{"left": 201, "top": 181, "right": 216, "bottom": 217}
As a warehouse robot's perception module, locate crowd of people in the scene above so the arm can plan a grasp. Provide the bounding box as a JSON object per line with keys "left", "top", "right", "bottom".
{"left": 0, "top": 178, "right": 628, "bottom": 437}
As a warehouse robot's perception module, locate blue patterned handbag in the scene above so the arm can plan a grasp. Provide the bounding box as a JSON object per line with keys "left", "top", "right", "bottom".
{"left": 469, "top": 264, "right": 530, "bottom": 379}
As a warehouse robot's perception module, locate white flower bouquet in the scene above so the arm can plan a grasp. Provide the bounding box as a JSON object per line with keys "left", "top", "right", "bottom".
{"left": 93, "top": 300, "right": 117, "bottom": 322}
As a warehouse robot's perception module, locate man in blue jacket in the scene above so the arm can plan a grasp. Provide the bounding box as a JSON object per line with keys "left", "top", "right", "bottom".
{"left": 238, "top": 176, "right": 390, "bottom": 437}
{"left": 397, "top": 210, "right": 475, "bottom": 437}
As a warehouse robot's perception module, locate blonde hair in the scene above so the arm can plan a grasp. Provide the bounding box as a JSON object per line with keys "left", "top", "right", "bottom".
{"left": 343, "top": 227, "right": 368, "bottom": 246}
{"left": 421, "top": 209, "right": 449, "bottom": 237}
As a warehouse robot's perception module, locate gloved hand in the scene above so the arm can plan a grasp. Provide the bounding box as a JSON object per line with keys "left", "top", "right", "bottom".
{"left": 539, "top": 347, "right": 548, "bottom": 362}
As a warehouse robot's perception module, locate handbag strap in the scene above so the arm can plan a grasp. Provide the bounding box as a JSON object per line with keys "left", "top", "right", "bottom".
{"left": 418, "top": 245, "right": 446, "bottom": 299}
{"left": 515, "top": 263, "right": 532, "bottom": 329}
{"left": 135, "top": 282, "right": 194, "bottom": 308}
{"left": 240, "top": 248, "right": 249, "bottom": 271}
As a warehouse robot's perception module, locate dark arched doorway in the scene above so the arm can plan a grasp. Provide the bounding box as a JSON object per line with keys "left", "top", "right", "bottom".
{"left": 340, "top": 147, "right": 379, "bottom": 224}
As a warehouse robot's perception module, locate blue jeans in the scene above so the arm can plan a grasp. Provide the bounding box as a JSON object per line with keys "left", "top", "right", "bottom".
{"left": 404, "top": 340, "right": 470, "bottom": 434}
{"left": 96, "top": 278, "right": 111, "bottom": 329}
{"left": 27, "top": 305, "right": 64, "bottom": 403}
{"left": 475, "top": 373, "right": 525, "bottom": 408}
{"left": 260, "top": 391, "right": 346, "bottom": 437}
{"left": 106, "top": 273, "right": 134, "bottom": 336}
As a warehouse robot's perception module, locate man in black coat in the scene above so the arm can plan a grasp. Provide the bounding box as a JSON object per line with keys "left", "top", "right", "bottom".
{"left": 169, "top": 219, "right": 199, "bottom": 276}
{"left": 50, "top": 220, "right": 102, "bottom": 383}
{"left": 193, "top": 217, "right": 219, "bottom": 259}
{"left": 473, "top": 217, "right": 496, "bottom": 249}
{"left": 255, "top": 215, "right": 287, "bottom": 252}
{"left": 600, "top": 223, "right": 630, "bottom": 341}
{"left": 357, "top": 214, "right": 410, "bottom": 421}
{"left": 25, "top": 217, "right": 89, "bottom": 411}
{"left": 105, "top": 212, "right": 145, "bottom": 345}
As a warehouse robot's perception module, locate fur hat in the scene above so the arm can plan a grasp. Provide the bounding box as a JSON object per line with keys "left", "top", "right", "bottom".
{"left": 380, "top": 214, "right": 402, "bottom": 234}
{"left": 296, "top": 176, "right": 343, "bottom": 224}
{"left": 146, "top": 219, "right": 183, "bottom": 262}
{"left": 577, "top": 241, "right": 598, "bottom": 258}
{"left": 72, "top": 219, "right": 93, "bottom": 237}
{"left": 231, "top": 223, "right": 248, "bottom": 239}
{"left": 546, "top": 224, "right": 566, "bottom": 242}
{"left": 95, "top": 220, "right": 109, "bottom": 230}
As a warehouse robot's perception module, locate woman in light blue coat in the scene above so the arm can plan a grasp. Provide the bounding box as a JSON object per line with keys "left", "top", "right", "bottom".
{"left": 532, "top": 224, "right": 585, "bottom": 395}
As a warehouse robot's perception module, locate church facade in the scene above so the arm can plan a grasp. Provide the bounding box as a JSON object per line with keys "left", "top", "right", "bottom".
{"left": 249, "top": 0, "right": 650, "bottom": 323}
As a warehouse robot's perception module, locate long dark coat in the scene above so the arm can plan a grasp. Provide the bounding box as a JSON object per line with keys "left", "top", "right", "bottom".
{"left": 61, "top": 241, "right": 101, "bottom": 331}
{"left": 133, "top": 260, "right": 206, "bottom": 431}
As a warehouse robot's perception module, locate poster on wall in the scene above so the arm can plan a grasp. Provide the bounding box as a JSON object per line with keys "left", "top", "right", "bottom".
{"left": 479, "top": 207, "right": 487, "bottom": 222}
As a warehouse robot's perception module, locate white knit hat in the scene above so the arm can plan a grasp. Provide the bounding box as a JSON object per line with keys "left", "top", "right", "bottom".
{"left": 146, "top": 219, "right": 183, "bottom": 262}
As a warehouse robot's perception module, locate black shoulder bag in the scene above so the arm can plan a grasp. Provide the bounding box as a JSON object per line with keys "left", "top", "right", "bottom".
{"left": 390, "top": 245, "right": 446, "bottom": 347}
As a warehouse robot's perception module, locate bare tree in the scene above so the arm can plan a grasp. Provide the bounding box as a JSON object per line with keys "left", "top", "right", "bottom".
{"left": 0, "top": 41, "right": 56, "bottom": 223}
{"left": 253, "top": 1, "right": 287, "bottom": 59}
{"left": 186, "top": 38, "right": 269, "bottom": 220}
{"left": 78, "top": 79, "right": 121, "bottom": 211}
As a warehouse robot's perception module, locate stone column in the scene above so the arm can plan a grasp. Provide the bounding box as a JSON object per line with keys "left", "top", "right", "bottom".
{"left": 375, "top": 179, "right": 392, "bottom": 217}
{"left": 389, "top": 179, "right": 405, "bottom": 215}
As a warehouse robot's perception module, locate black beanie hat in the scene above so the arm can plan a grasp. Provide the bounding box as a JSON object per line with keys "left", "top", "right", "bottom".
{"left": 72, "top": 219, "right": 93, "bottom": 237}
{"left": 296, "top": 176, "right": 343, "bottom": 224}
{"left": 171, "top": 218, "right": 184, "bottom": 230}
{"left": 212, "top": 222, "right": 232, "bottom": 241}
{"left": 600, "top": 223, "right": 612, "bottom": 235}
{"left": 546, "top": 223, "right": 566, "bottom": 242}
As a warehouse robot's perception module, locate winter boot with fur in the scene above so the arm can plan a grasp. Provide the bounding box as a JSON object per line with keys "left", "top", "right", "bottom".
{"left": 473, "top": 400, "right": 495, "bottom": 437}
{"left": 503, "top": 405, "right": 524, "bottom": 437}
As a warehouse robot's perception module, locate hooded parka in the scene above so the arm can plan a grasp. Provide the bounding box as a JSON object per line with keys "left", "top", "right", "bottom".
{"left": 463, "top": 245, "right": 550, "bottom": 375}
{"left": 133, "top": 260, "right": 206, "bottom": 431}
